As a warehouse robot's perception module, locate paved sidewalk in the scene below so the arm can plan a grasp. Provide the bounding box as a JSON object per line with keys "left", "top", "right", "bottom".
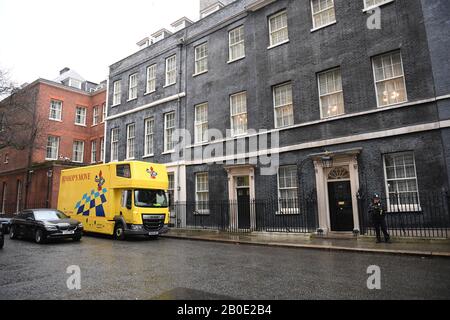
{"left": 162, "top": 229, "right": 450, "bottom": 258}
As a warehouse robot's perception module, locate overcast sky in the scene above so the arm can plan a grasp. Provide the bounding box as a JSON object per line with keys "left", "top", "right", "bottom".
{"left": 0, "top": 0, "right": 200, "bottom": 85}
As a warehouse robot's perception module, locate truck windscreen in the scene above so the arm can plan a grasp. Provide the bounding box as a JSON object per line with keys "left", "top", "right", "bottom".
{"left": 134, "top": 189, "right": 168, "bottom": 208}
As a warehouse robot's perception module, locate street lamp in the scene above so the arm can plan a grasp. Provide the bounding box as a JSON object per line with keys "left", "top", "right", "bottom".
{"left": 321, "top": 154, "right": 334, "bottom": 168}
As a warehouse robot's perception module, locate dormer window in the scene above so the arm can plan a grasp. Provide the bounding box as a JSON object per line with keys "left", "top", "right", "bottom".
{"left": 68, "top": 78, "right": 82, "bottom": 89}
{"left": 200, "top": 1, "right": 224, "bottom": 18}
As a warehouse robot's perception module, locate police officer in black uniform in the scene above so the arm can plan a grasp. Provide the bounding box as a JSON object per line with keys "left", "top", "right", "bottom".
{"left": 369, "top": 193, "right": 391, "bottom": 243}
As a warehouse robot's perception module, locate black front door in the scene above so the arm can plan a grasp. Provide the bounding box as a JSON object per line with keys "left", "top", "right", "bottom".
{"left": 237, "top": 188, "right": 251, "bottom": 229}
{"left": 328, "top": 181, "right": 354, "bottom": 232}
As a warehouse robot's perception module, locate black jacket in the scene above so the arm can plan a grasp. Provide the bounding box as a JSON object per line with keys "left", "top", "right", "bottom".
{"left": 369, "top": 202, "right": 386, "bottom": 221}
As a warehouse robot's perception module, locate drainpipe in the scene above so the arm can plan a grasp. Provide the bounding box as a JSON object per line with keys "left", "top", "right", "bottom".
{"left": 175, "top": 32, "right": 187, "bottom": 227}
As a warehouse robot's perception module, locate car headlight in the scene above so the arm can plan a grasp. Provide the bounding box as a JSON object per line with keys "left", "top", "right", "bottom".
{"left": 77, "top": 223, "right": 83, "bottom": 228}
{"left": 44, "top": 224, "right": 57, "bottom": 231}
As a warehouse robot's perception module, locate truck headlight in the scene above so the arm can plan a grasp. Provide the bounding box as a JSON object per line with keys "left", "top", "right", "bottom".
{"left": 77, "top": 223, "right": 83, "bottom": 228}
{"left": 130, "top": 225, "right": 143, "bottom": 231}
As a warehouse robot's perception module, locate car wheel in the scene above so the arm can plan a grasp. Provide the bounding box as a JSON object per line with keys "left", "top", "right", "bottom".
{"left": 35, "top": 229, "right": 46, "bottom": 244}
{"left": 9, "top": 226, "right": 17, "bottom": 240}
{"left": 0, "top": 235, "right": 4, "bottom": 249}
{"left": 114, "top": 223, "right": 126, "bottom": 241}
{"left": 72, "top": 235, "right": 82, "bottom": 242}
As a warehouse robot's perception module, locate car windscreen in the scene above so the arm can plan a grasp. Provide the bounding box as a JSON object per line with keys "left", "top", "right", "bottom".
{"left": 134, "top": 189, "right": 168, "bottom": 208}
{"left": 33, "top": 211, "right": 68, "bottom": 221}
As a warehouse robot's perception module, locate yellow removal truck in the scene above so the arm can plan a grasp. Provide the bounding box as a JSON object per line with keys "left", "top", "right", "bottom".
{"left": 57, "top": 161, "right": 169, "bottom": 239}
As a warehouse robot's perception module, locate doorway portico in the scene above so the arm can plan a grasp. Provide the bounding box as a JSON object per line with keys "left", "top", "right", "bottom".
{"left": 313, "top": 149, "right": 362, "bottom": 234}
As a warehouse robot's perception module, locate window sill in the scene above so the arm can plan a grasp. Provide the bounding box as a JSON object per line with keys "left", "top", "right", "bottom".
{"left": 363, "top": 0, "right": 394, "bottom": 12}
{"left": 193, "top": 70, "right": 208, "bottom": 78}
{"left": 193, "top": 210, "right": 210, "bottom": 216}
{"left": 142, "top": 154, "right": 154, "bottom": 159}
{"left": 320, "top": 112, "right": 346, "bottom": 120}
{"left": 377, "top": 99, "right": 408, "bottom": 109}
{"left": 74, "top": 123, "right": 87, "bottom": 127}
{"left": 45, "top": 158, "right": 58, "bottom": 161}
{"left": 275, "top": 210, "right": 300, "bottom": 216}
{"left": 275, "top": 124, "right": 295, "bottom": 130}
{"left": 111, "top": 103, "right": 121, "bottom": 108}
{"left": 163, "top": 83, "right": 176, "bottom": 88}
{"left": 227, "top": 56, "right": 245, "bottom": 64}
{"left": 311, "top": 21, "right": 337, "bottom": 33}
{"left": 267, "top": 39, "right": 290, "bottom": 50}
{"left": 125, "top": 157, "right": 135, "bottom": 161}
{"left": 144, "top": 90, "right": 156, "bottom": 96}
{"left": 127, "top": 98, "right": 137, "bottom": 102}
{"left": 49, "top": 118, "right": 62, "bottom": 122}
{"left": 162, "top": 150, "right": 175, "bottom": 155}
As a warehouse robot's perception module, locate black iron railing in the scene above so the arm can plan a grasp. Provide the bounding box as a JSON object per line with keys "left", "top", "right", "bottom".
{"left": 358, "top": 192, "right": 450, "bottom": 238}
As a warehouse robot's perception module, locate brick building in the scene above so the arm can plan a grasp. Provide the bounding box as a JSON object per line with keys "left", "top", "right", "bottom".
{"left": 0, "top": 68, "right": 106, "bottom": 214}
{"left": 105, "top": 0, "right": 450, "bottom": 234}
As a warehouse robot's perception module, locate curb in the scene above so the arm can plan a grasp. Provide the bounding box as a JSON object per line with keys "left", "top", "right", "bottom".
{"left": 162, "top": 234, "right": 450, "bottom": 258}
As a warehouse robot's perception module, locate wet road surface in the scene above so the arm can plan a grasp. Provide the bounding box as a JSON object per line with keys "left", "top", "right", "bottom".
{"left": 0, "top": 235, "right": 449, "bottom": 300}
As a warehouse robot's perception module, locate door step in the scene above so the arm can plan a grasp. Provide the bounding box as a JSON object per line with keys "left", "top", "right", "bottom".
{"left": 313, "top": 232, "right": 357, "bottom": 240}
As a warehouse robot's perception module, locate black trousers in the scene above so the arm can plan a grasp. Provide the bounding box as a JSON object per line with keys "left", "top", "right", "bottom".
{"left": 373, "top": 217, "right": 390, "bottom": 241}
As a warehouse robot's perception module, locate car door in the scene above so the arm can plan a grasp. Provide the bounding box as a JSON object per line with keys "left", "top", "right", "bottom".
{"left": 13, "top": 212, "right": 27, "bottom": 237}
{"left": 22, "top": 211, "right": 36, "bottom": 239}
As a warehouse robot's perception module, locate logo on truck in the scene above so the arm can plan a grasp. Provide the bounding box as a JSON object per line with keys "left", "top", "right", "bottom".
{"left": 74, "top": 171, "right": 108, "bottom": 218}
{"left": 95, "top": 171, "right": 106, "bottom": 191}
{"left": 146, "top": 167, "right": 158, "bottom": 179}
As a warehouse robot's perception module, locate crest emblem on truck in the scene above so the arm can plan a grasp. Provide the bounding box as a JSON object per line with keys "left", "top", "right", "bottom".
{"left": 146, "top": 167, "right": 158, "bottom": 179}
{"left": 95, "top": 171, "right": 106, "bottom": 191}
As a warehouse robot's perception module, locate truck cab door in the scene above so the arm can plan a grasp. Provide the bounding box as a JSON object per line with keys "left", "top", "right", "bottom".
{"left": 120, "top": 190, "right": 134, "bottom": 223}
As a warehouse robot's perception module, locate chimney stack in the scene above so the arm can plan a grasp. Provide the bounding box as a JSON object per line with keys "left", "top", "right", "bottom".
{"left": 60, "top": 67, "right": 70, "bottom": 75}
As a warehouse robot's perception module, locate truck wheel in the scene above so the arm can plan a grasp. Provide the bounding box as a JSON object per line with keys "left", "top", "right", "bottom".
{"left": 9, "top": 226, "right": 17, "bottom": 240}
{"left": 114, "top": 223, "right": 126, "bottom": 241}
{"left": 35, "top": 229, "right": 46, "bottom": 244}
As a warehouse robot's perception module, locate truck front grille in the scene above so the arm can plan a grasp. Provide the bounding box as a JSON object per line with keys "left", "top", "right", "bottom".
{"left": 142, "top": 215, "right": 165, "bottom": 232}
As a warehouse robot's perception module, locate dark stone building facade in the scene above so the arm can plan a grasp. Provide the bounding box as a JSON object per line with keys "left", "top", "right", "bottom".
{"left": 105, "top": 0, "right": 450, "bottom": 234}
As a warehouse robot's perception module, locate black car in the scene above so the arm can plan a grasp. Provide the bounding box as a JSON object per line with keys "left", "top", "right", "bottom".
{"left": 0, "top": 224, "right": 4, "bottom": 249}
{"left": 0, "top": 217, "right": 11, "bottom": 234}
{"left": 10, "top": 209, "right": 83, "bottom": 244}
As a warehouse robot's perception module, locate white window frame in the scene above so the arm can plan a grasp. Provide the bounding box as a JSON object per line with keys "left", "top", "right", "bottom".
{"left": 72, "top": 140, "right": 85, "bottom": 163}
{"left": 164, "top": 112, "right": 176, "bottom": 152}
{"left": 194, "top": 42, "right": 208, "bottom": 75}
{"left": 268, "top": 10, "right": 289, "bottom": 48}
{"left": 318, "top": 68, "right": 345, "bottom": 119}
{"left": 383, "top": 152, "right": 421, "bottom": 212}
{"left": 228, "top": 25, "right": 245, "bottom": 62}
{"left": 165, "top": 55, "right": 177, "bottom": 87}
{"left": 230, "top": 91, "right": 248, "bottom": 137}
{"left": 277, "top": 166, "right": 299, "bottom": 214}
{"left": 310, "top": 0, "right": 336, "bottom": 31}
{"left": 144, "top": 117, "right": 155, "bottom": 157}
{"left": 112, "top": 80, "right": 121, "bottom": 106}
{"left": 363, "top": 0, "right": 395, "bottom": 11}
{"left": 194, "top": 103, "right": 208, "bottom": 144}
{"left": 91, "top": 140, "right": 97, "bottom": 164}
{"left": 75, "top": 106, "right": 87, "bottom": 126}
{"left": 126, "top": 123, "right": 136, "bottom": 160}
{"left": 128, "top": 73, "right": 138, "bottom": 101}
{"left": 111, "top": 128, "right": 119, "bottom": 162}
{"left": 195, "top": 172, "right": 209, "bottom": 214}
{"left": 46, "top": 136, "right": 60, "bottom": 160}
{"left": 92, "top": 106, "right": 99, "bottom": 125}
{"left": 100, "top": 137, "right": 105, "bottom": 162}
{"left": 146, "top": 64, "right": 156, "bottom": 94}
{"left": 273, "top": 82, "right": 294, "bottom": 129}
{"left": 372, "top": 51, "right": 408, "bottom": 108}
{"left": 68, "top": 78, "right": 82, "bottom": 90}
{"left": 49, "top": 100, "right": 62, "bottom": 121}
{"left": 102, "top": 103, "right": 106, "bottom": 122}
